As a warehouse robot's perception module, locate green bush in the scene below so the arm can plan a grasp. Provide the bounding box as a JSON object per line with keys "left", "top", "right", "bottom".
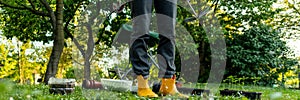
{"left": 225, "top": 24, "right": 298, "bottom": 86}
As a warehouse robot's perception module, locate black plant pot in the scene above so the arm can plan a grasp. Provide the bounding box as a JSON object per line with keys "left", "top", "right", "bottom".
{"left": 48, "top": 79, "right": 75, "bottom": 95}
{"left": 220, "top": 89, "right": 262, "bottom": 100}
{"left": 49, "top": 88, "right": 75, "bottom": 95}
{"left": 177, "top": 87, "right": 210, "bottom": 96}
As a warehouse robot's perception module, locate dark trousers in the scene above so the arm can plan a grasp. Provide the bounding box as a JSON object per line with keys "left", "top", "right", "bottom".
{"left": 130, "top": 0, "right": 177, "bottom": 78}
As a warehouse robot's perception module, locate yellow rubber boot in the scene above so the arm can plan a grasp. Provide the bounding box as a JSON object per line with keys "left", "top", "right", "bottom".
{"left": 137, "top": 75, "right": 158, "bottom": 98}
{"left": 159, "top": 75, "right": 189, "bottom": 98}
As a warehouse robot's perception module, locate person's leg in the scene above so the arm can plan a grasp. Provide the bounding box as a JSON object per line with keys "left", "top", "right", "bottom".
{"left": 130, "top": 0, "right": 152, "bottom": 79}
{"left": 154, "top": 0, "right": 177, "bottom": 79}
{"left": 130, "top": 0, "right": 158, "bottom": 97}
{"left": 154, "top": 0, "right": 188, "bottom": 98}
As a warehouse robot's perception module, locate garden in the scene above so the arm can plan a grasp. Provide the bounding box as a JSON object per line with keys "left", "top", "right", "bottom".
{"left": 0, "top": 0, "right": 300, "bottom": 99}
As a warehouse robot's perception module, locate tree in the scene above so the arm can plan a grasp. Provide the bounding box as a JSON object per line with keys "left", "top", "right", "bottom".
{"left": 68, "top": 0, "right": 128, "bottom": 80}
{"left": 0, "top": 0, "right": 85, "bottom": 83}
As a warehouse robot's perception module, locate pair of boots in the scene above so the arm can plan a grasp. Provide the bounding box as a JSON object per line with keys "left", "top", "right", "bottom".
{"left": 136, "top": 75, "right": 188, "bottom": 98}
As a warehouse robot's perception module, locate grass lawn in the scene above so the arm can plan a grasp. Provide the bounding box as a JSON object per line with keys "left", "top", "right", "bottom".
{"left": 0, "top": 80, "right": 299, "bottom": 100}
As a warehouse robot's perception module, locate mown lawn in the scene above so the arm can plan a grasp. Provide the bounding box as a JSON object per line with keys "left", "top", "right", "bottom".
{"left": 0, "top": 80, "right": 299, "bottom": 100}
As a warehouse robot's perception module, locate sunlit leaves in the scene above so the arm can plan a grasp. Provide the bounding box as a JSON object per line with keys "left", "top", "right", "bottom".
{"left": 272, "top": 0, "right": 300, "bottom": 39}
{"left": 0, "top": 38, "right": 50, "bottom": 84}
{"left": 217, "top": 0, "right": 279, "bottom": 33}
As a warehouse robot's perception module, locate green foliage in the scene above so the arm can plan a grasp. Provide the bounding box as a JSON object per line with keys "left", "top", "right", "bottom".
{"left": 215, "top": 0, "right": 299, "bottom": 86}
{"left": 0, "top": 0, "right": 52, "bottom": 43}
{"left": 226, "top": 24, "right": 298, "bottom": 86}
{"left": 95, "top": 2, "right": 131, "bottom": 47}
{"left": 218, "top": 0, "right": 280, "bottom": 33}
{"left": 64, "top": 67, "right": 76, "bottom": 79}
{"left": 0, "top": 0, "right": 87, "bottom": 43}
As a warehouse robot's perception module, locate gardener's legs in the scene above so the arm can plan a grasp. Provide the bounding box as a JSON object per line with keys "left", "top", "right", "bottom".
{"left": 154, "top": 0, "right": 177, "bottom": 78}
{"left": 154, "top": 0, "right": 188, "bottom": 98}
{"left": 130, "top": 0, "right": 158, "bottom": 97}
{"left": 130, "top": 0, "right": 152, "bottom": 78}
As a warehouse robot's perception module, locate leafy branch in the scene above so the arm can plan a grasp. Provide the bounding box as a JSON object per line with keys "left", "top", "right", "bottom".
{"left": 0, "top": 0, "right": 49, "bottom": 16}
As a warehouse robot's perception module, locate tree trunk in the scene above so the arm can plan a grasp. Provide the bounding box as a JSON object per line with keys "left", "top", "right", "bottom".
{"left": 84, "top": 59, "right": 91, "bottom": 80}
{"left": 44, "top": 0, "right": 64, "bottom": 84}
{"left": 199, "top": 40, "right": 206, "bottom": 76}
{"left": 84, "top": 24, "right": 95, "bottom": 80}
